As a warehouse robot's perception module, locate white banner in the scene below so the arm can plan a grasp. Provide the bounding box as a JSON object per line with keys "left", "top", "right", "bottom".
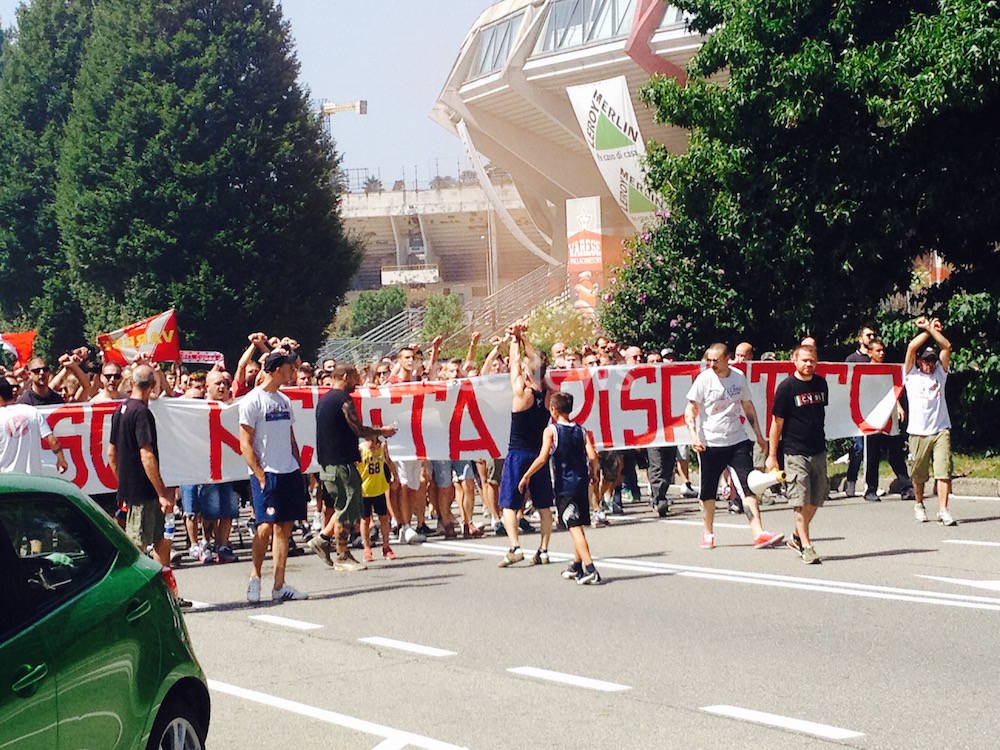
{"left": 566, "top": 75, "right": 667, "bottom": 229}
{"left": 31, "top": 362, "right": 904, "bottom": 496}
{"left": 180, "top": 350, "right": 225, "bottom": 365}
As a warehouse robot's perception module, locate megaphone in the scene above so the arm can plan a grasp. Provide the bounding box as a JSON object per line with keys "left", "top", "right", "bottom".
{"left": 748, "top": 469, "right": 785, "bottom": 496}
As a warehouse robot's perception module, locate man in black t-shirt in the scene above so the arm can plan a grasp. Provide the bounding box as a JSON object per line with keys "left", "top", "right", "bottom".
{"left": 108, "top": 364, "right": 173, "bottom": 566}
{"left": 310, "top": 364, "right": 396, "bottom": 571}
{"left": 767, "top": 345, "right": 829, "bottom": 564}
{"left": 843, "top": 324, "right": 876, "bottom": 496}
{"left": 16, "top": 357, "right": 65, "bottom": 407}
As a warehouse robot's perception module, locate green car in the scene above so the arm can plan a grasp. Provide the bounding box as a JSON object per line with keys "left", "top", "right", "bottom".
{"left": 0, "top": 474, "right": 210, "bottom": 749}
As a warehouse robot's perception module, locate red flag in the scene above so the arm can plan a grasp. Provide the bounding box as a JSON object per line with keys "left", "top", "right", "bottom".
{"left": 97, "top": 309, "right": 181, "bottom": 366}
{"left": 0, "top": 330, "right": 37, "bottom": 368}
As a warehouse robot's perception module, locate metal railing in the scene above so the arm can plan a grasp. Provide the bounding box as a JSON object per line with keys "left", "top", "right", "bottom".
{"left": 440, "top": 263, "right": 569, "bottom": 350}
{"left": 317, "top": 307, "right": 425, "bottom": 364}
{"left": 317, "top": 263, "right": 569, "bottom": 363}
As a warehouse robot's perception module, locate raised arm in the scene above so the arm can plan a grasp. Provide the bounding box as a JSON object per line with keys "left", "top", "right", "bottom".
{"left": 905, "top": 316, "right": 932, "bottom": 372}
{"left": 463, "top": 331, "right": 481, "bottom": 374}
{"left": 926, "top": 318, "right": 952, "bottom": 370}
{"left": 426, "top": 335, "right": 443, "bottom": 377}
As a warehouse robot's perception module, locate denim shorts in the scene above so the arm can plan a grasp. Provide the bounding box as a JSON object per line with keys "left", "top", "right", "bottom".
{"left": 180, "top": 483, "right": 239, "bottom": 521}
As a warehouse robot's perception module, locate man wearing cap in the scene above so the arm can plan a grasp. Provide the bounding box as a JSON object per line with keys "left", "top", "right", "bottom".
{"left": 904, "top": 317, "right": 956, "bottom": 526}
{"left": 239, "top": 348, "right": 310, "bottom": 602}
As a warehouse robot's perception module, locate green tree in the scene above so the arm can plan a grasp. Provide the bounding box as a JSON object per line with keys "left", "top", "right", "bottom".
{"left": 421, "top": 293, "right": 464, "bottom": 340}
{"left": 55, "top": 0, "right": 359, "bottom": 363}
{"left": 349, "top": 287, "right": 406, "bottom": 336}
{"left": 0, "top": 0, "right": 93, "bottom": 355}
{"left": 602, "top": 0, "right": 1000, "bottom": 359}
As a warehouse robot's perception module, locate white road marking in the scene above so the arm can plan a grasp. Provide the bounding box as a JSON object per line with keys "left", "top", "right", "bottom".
{"left": 507, "top": 666, "right": 631, "bottom": 692}
{"left": 660, "top": 519, "right": 748, "bottom": 529}
{"left": 208, "top": 680, "right": 468, "bottom": 750}
{"left": 358, "top": 636, "right": 456, "bottom": 657}
{"left": 943, "top": 539, "right": 1000, "bottom": 548}
{"left": 701, "top": 705, "right": 863, "bottom": 741}
{"left": 425, "top": 541, "right": 1000, "bottom": 612}
{"left": 249, "top": 614, "right": 322, "bottom": 631}
{"left": 916, "top": 575, "right": 1000, "bottom": 593}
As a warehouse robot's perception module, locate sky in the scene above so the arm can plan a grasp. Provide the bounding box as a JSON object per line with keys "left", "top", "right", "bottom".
{"left": 0, "top": 0, "right": 490, "bottom": 190}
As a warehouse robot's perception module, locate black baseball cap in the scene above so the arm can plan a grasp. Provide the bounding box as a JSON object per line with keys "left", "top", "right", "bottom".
{"left": 918, "top": 346, "right": 938, "bottom": 362}
{"left": 263, "top": 349, "right": 300, "bottom": 373}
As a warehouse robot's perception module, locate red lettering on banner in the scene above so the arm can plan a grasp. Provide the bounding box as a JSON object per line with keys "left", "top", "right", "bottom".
{"left": 549, "top": 369, "right": 596, "bottom": 425}
{"left": 596, "top": 369, "right": 613, "bottom": 448}
{"left": 208, "top": 403, "right": 241, "bottom": 481}
{"left": 449, "top": 380, "right": 500, "bottom": 458}
{"left": 849, "top": 364, "right": 904, "bottom": 434}
{"left": 660, "top": 363, "right": 699, "bottom": 441}
{"left": 750, "top": 362, "right": 795, "bottom": 434}
{"left": 284, "top": 386, "right": 315, "bottom": 410}
{"left": 388, "top": 382, "right": 445, "bottom": 460}
{"left": 816, "top": 363, "right": 848, "bottom": 385}
{"left": 299, "top": 446, "right": 314, "bottom": 473}
{"left": 621, "top": 366, "right": 658, "bottom": 446}
{"left": 88, "top": 402, "right": 119, "bottom": 490}
{"left": 47, "top": 406, "right": 87, "bottom": 489}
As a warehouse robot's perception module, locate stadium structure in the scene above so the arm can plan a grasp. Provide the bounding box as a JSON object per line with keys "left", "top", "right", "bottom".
{"left": 328, "top": 1, "right": 705, "bottom": 360}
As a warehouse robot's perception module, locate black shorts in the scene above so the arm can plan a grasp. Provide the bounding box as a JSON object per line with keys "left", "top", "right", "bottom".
{"left": 697, "top": 440, "right": 754, "bottom": 501}
{"left": 556, "top": 487, "right": 591, "bottom": 529}
{"left": 251, "top": 471, "right": 309, "bottom": 523}
{"left": 362, "top": 494, "right": 388, "bottom": 518}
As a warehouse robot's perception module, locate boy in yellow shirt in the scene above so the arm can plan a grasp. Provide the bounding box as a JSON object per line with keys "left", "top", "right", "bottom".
{"left": 358, "top": 436, "right": 397, "bottom": 562}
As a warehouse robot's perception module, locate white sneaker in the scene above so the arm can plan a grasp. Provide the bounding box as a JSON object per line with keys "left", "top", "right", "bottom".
{"left": 844, "top": 480, "right": 856, "bottom": 497}
{"left": 914, "top": 503, "right": 928, "bottom": 523}
{"left": 403, "top": 526, "right": 425, "bottom": 544}
{"left": 937, "top": 508, "right": 957, "bottom": 526}
{"left": 272, "top": 583, "right": 308, "bottom": 601}
{"left": 246, "top": 576, "right": 261, "bottom": 603}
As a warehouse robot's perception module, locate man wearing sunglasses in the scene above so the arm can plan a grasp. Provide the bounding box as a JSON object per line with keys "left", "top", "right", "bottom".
{"left": 91, "top": 364, "right": 125, "bottom": 403}
{"left": 843, "top": 324, "right": 877, "bottom": 497}
{"left": 16, "top": 356, "right": 64, "bottom": 406}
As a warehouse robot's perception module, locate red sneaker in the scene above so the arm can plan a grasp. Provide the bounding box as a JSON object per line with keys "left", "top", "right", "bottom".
{"left": 383, "top": 546, "right": 396, "bottom": 560}
{"left": 753, "top": 531, "right": 785, "bottom": 549}
{"left": 700, "top": 533, "right": 715, "bottom": 550}
{"left": 363, "top": 548, "right": 374, "bottom": 562}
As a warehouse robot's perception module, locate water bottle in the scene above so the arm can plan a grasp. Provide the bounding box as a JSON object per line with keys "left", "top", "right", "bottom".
{"left": 19, "top": 535, "right": 29, "bottom": 557}
{"left": 164, "top": 510, "right": 176, "bottom": 541}
{"left": 51, "top": 528, "right": 58, "bottom": 551}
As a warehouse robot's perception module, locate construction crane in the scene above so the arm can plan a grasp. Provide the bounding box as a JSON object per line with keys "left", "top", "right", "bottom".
{"left": 319, "top": 99, "right": 367, "bottom": 118}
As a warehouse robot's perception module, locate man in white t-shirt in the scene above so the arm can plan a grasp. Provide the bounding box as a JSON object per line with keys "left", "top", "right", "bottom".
{"left": 684, "top": 343, "right": 782, "bottom": 550}
{"left": 903, "top": 316, "right": 955, "bottom": 526}
{"left": 239, "top": 349, "right": 310, "bottom": 602}
{"left": 0, "top": 378, "right": 68, "bottom": 474}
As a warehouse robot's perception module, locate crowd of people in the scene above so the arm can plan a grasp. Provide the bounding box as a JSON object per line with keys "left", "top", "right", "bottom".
{"left": 0, "top": 315, "right": 957, "bottom": 603}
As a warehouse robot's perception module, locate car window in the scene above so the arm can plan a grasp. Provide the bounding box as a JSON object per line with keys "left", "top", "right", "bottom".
{"left": 0, "top": 492, "right": 117, "bottom": 628}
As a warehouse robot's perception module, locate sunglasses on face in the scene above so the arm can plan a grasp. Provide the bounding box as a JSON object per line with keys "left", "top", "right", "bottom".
{"left": 31, "top": 366, "right": 50, "bottom": 374}
{"left": 103, "top": 372, "right": 122, "bottom": 381}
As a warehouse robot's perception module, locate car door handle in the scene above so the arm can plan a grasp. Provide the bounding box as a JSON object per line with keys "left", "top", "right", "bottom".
{"left": 126, "top": 599, "right": 151, "bottom": 623}
{"left": 12, "top": 663, "right": 48, "bottom": 696}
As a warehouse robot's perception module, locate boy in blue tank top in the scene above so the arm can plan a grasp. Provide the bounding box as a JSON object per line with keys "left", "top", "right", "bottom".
{"left": 519, "top": 391, "right": 602, "bottom": 584}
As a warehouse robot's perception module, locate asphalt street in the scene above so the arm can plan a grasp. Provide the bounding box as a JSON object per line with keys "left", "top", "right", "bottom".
{"left": 175, "top": 489, "right": 1000, "bottom": 750}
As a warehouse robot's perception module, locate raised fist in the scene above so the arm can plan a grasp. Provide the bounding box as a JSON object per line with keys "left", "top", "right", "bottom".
{"left": 58, "top": 353, "right": 73, "bottom": 367}
{"left": 914, "top": 316, "right": 929, "bottom": 330}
